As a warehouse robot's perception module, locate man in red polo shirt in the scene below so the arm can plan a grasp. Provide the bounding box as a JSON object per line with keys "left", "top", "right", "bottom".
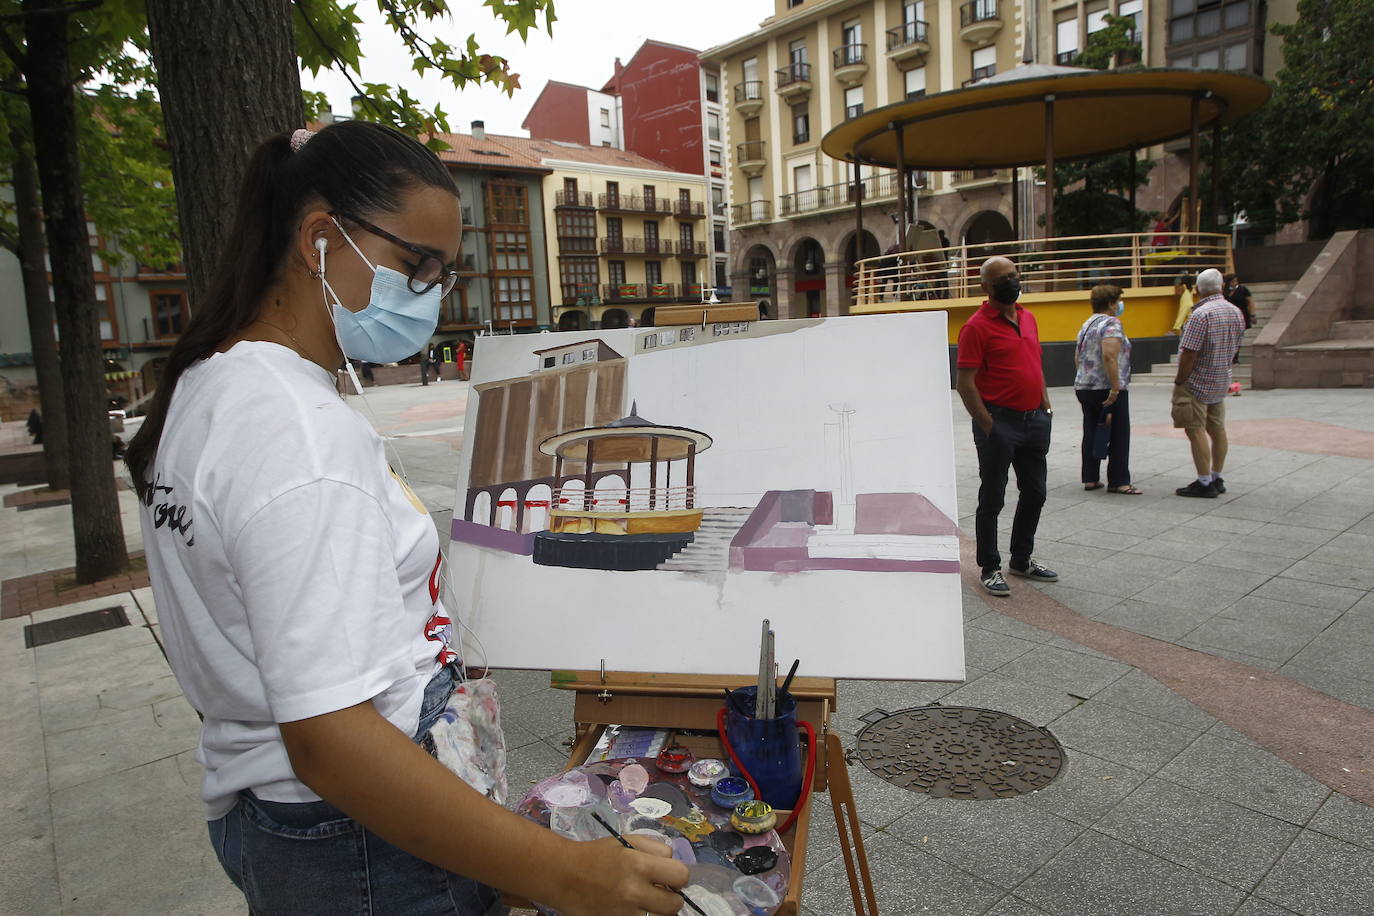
{"left": 955, "top": 256, "right": 1059, "bottom": 597}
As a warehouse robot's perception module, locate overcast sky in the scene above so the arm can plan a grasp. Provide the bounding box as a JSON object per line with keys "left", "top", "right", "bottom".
{"left": 301, "top": 0, "right": 769, "bottom": 138}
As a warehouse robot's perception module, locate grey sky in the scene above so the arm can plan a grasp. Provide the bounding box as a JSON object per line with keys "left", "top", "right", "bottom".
{"left": 301, "top": 0, "right": 768, "bottom": 137}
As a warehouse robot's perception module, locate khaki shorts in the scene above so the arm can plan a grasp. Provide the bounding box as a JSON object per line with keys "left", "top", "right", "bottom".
{"left": 1171, "top": 384, "right": 1225, "bottom": 430}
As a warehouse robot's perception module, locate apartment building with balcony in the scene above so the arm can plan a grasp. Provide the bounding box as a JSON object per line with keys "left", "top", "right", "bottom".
{"left": 492, "top": 136, "right": 709, "bottom": 331}
{"left": 704, "top": 0, "right": 1036, "bottom": 318}
{"left": 525, "top": 40, "right": 732, "bottom": 304}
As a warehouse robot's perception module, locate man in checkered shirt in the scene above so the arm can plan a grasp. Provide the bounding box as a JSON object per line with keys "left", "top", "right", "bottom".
{"left": 1172, "top": 268, "right": 1246, "bottom": 498}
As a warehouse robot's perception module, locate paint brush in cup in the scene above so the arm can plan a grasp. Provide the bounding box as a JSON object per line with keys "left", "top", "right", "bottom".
{"left": 590, "top": 812, "right": 707, "bottom": 915}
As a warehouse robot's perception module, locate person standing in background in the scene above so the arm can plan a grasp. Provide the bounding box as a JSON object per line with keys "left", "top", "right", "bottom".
{"left": 1173, "top": 268, "right": 1246, "bottom": 498}
{"left": 1074, "top": 284, "right": 1140, "bottom": 495}
{"left": 954, "top": 256, "right": 1060, "bottom": 597}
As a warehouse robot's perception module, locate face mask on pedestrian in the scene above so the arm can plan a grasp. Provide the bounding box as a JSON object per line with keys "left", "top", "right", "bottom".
{"left": 319, "top": 218, "right": 442, "bottom": 365}
{"left": 991, "top": 274, "right": 1021, "bottom": 305}
{"left": 1114, "top": 299, "right": 1126, "bottom": 317}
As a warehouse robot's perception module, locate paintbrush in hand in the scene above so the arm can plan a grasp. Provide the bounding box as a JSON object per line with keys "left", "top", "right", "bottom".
{"left": 590, "top": 812, "right": 707, "bottom": 915}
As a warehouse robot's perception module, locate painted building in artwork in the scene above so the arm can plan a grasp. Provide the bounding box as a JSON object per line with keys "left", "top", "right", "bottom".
{"left": 700, "top": 0, "right": 1300, "bottom": 320}
{"left": 461, "top": 339, "right": 628, "bottom": 536}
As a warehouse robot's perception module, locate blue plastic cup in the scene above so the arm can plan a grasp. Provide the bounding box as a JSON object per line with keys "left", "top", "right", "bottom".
{"left": 724, "top": 687, "right": 803, "bottom": 810}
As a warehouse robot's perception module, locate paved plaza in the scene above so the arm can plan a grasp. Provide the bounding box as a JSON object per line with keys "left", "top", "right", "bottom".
{"left": 4, "top": 377, "right": 1374, "bottom": 915}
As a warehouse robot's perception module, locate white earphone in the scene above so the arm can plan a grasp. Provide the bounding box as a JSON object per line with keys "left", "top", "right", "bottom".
{"left": 315, "top": 237, "right": 327, "bottom": 273}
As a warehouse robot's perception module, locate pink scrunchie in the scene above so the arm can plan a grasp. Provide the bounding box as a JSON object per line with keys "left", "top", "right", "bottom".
{"left": 290, "top": 128, "right": 316, "bottom": 152}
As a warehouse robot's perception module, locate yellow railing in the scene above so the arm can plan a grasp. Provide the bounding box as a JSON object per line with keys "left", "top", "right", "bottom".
{"left": 854, "top": 232, "right": 1233, "bottom": 306}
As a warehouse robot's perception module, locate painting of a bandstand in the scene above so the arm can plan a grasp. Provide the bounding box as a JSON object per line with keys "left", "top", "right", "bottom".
{"left": 451, "top": 332, "right": 960, "bottom": 576}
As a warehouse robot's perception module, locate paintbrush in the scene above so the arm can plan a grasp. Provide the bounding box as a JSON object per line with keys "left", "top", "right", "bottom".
{"left": 779, "top": 658, "right": 800, "bottom": 699}
{"left": 590, "top": 812, "right": 707, "bottom": 916}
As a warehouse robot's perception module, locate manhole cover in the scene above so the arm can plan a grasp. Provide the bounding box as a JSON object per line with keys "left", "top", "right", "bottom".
{"left": 854, "top": 705, "right": 1064, "bottom": 800}
{"left": 23, "top": 606, "right": 130, "bottom": 648}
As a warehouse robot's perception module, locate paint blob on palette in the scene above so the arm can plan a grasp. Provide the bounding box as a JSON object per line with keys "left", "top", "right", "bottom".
{"left": 451, "top": 314, "right": 965, "bottom": 681}
{"left": 516, "top": 757, "right": 790, "bottom": 915}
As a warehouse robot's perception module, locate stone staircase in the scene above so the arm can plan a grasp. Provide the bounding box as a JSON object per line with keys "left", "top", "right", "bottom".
{"left": 656, "top": 507, "right": 755, "bottom": 573}
{"left": 1131, "top": 280, "right": 1294, "bottom": 388}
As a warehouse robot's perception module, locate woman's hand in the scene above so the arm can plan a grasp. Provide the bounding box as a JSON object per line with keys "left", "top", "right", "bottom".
{"left": 1104, "top": 388, "right": 1120, "bottom": 406}
{"left": 555, "top": 835, "right": 690, "bottom": 916}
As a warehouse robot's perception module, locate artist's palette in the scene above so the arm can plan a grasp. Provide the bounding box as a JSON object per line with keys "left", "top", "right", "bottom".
{"left": 516, "top": 757, "right": 791, "bottom": 915}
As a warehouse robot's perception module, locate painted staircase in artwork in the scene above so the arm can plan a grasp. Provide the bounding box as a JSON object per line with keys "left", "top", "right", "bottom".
{"left": 655, "top": 508, "right": 755, "bottom": 573}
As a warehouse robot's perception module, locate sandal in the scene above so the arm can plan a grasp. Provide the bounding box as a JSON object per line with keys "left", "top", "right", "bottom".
{"left": 1110, "top": 485, "right": 1143, "bottom": 495}
{"left": 1083, "top": 483, "right": 1105, "bottom": 491}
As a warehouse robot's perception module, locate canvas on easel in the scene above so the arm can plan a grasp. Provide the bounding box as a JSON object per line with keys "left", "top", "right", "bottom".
{"left": 448, "top": 312, "right": 963, "bottom": 682}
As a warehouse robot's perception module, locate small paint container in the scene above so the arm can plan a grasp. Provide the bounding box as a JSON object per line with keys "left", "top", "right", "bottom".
{"left": 733, "top": 875, "right": 780, "bottom": 915}
{"left": 688, "top": 758, "right": 728, "bottom": 788}
{"left": 655, "top": 743, "right": 695, "bottom": 774}
{"left": 710, "top": 776, "right": 753, "bottom": 809}
{"left": 730, "top": 800, "right": 776, "bottom": 835}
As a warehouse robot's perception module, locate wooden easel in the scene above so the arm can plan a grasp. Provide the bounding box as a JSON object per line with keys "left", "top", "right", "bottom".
{"left": 504, "top": 669, "right": 879, "bottom": 915}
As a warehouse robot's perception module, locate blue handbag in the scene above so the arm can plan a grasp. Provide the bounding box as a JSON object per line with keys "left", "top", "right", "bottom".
{"left": 1092, "top": 407, "right": 1112, "bottom": 460}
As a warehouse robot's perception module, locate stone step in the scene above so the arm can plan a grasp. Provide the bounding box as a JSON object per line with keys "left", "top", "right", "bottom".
{"left": 1329, "top": 320, "right": 1374, "bottom": 341}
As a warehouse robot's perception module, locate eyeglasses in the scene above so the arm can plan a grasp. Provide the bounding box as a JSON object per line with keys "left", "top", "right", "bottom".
{"left": 334, "top": 212, "right": 459, "bottom": 297}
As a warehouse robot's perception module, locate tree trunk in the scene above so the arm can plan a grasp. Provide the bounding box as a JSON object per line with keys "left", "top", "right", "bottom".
{"left": 145, "top": 0, "right": 303, "bottom": 306}
{"left": 23, "top": 0, "right": 127, "bottom": 582}
{"left": 10, "top": 125, "right": 69, "bottom": 491}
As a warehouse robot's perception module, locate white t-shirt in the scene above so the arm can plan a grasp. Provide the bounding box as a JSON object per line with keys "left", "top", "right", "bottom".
{"left": 140, "top": 341, "right": 457, "bottom": 819}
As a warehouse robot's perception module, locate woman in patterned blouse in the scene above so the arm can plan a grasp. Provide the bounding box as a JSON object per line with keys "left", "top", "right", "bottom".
{"left": 1074, "top": 284, "right": 1142, "bottom": 495}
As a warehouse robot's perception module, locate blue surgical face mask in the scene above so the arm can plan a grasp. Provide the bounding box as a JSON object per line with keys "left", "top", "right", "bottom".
{"left": 1114, "top": 299, "right": 1126, "bottom": 317}
{"left": 320, "top": 219, "right": 441, "bottom": 365}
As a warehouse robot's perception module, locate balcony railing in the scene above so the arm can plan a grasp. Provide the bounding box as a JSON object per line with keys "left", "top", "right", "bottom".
{"left": 775, "top": 61, "right": 811, "bottom": 88}
{"left": 852, "top": 231, "right": 1232, "bottom": 306}
{"left": 601, "top": 282, "right": 682, "bottom": 303}
{"left": 833, "top": 44, "right": 868, "bottom": 68}
{"left": 961, "top": 0, "right": 999, "bottom": 27}
{"left": 1055, "top": 50, "right": 1078, "bottom": 65}
{"left": 778, "top": 171, "right": 926, "bottom": 217}
{"left": 552, "top": 485, "right": 697, "bottom": 513}
{"left": 952, "top": 168, "right": 1000, "bottom": 184}
{"left": 555, "top": 190, "right": 594, "bottom": 207}
{"left": 438, "top": 300, "right": 473, "bottom": 327}
{"left": 730, "top": 200, "right": 772, "bottom": 223}
{"left": 675, "top": 240, "right": 706, "bottom": 257}
{"left": 734, "top": 80, "right": 764, "bottom": 103}
{"left": 887, "top": 20, "right": 929, "bottom": 50}
{"left": 557, "top": 235, "right": 599, "bottom": 254}
{"left": 560, "top": 283, "right": 603, "bottom": 305}
{"left": 673, "top": 199, "right": 706, "bottom": 218}
{"left": 601, "top": 237, "right": 673, "bottom": 255}
{"left": 598, "top": 193, "right": 672, "bottom": 214}
{"left": 964, "top": 65, "right": 996, "bottom": 86}
{"left": 737, "top": 141, "right": 766, "bottom": 163}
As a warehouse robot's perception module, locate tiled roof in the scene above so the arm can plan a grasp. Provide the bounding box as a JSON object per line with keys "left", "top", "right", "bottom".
{"left": 491, "top": 134, "right": 685, "bottom": 174}
{"left": 431, "top": 132, "right": 550, "bottom": 172}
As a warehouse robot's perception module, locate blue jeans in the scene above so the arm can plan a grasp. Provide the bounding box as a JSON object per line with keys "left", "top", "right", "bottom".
{"left": 208, "top": 666, "right": 507, "bottom": 915}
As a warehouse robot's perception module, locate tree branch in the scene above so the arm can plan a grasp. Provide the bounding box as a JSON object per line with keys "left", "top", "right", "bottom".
{"left": 291, "top": 0, "right": 389, "bottom": 122}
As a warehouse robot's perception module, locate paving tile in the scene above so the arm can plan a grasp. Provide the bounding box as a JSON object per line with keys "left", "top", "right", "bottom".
{"left": 1230, "top": 896, "right": 1301, "bottom": 916}
{"left": 1305, "top": 543, "right": 1374, "bottom": 571}
{"left": 1095, "top": 778, "right": 1300, "bottom": 891}
{"left": 1249, "top": 522, "right": 1339, "bottom": 546}
{"left": 1135, "top": 537, "right": 1218, "bottom": 562}
{"left": 1317, "top": 613, "right": 1374, "bottom": 649}
{"left": 965, "top": 627, "right": 1040, "bottom": 670}
{"left": 1255, "top": 830, "right": 1374, "bottom": 916}
{"left": 1226, "top": 535, "right": 1319, "bottom": 561}
{"left": 800, "top": 832, "right": 1003, "bottom": 916}
{"left": 1285, "top": 632, "right": 1374, "bottom": 681}
{"left": 1179, "top": 616, "right": 1321, "bottom": 664}
{"left": 1092, "top": 599, "right": 1211, "bottom": 641}
{"left": 1092, "top": 669, "right": 1217, "bottom": 731}
{"left": 502, "top": 739, "right": 572, "bottom": 809}
{"left": 1175, "top": 640, "right": 1285, "bottom": 672}
{"left": 846, "top": 760, "right": 931, "bottom": 830}
{"left": 940, "top": 672, "right": 1083, "bottom": 727}
{"left": 1129, "top": 580, "right": 1245, "bottom": 613}
{"left": 497, "top": 687, "right": 576, "bottom": 743}
{"left": 1165, "top": 562, "right": 1278, "bottom": 593}
{"left": 1182, "top": 514, "right": 1268, "bottom": 536}
{"left": 993, "top": 644, "right": 1131, "bottom": 699}
{"left": 969, "top": 610, "right": 1056, "bottom": 644}
{"left": 1207, "top": 720, "right": 1260, "bottom": 747}
{"left": 1200, "top": 548, "right": 1297, "bottom": 575}
{"left": 43, "top": 697, "right": 201, "bottom": 792}
{"left": 1037, "top": 585, "right": 1123, "bottom": 616}
{"left": 984, "top": 897, "right": 1053, "bottom": 916}
{"left": 1014, "top": 830, "right": 1245, "bottom": 916}
{"left": 1216, "top": 596, "right": 1343, "bottom": 633}
{"left": 1041, "top": 636, "right": 1112, "bottom": 661}
{"left": 1157, "top": 734, "right": 1331, "bottom": 825}
{"left": 1050, "top": 529, "right": 1143, "bottom": 553}
{"left": 0, "top": 834, "right": 60, "bottom": 915}
{"left": 885, "top": 797, "right": 1084, "bottom": 890}
{"left": 485, "top": 667, "right": 556, "bottom": 700}
{"left": 1307, "top": 791, "right": 1374, "bottom": 853}
{"left": 1047, "top": 702, "right": 1202, "bottom": 773}
{"left": 1022, "top": 750, "right": 1152, "bottom": 827}
{"left": 1278, "top": 558, "right": 1374, "bottom": 592}
{"left": 803, "top": 790, "right": 878, "bottom": 871}
{"left": 1094, "top": 551, "right": 1188, "bottom": 578}
{"left": 1249, "top": 576, "right": 1366, "bottom": 611}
